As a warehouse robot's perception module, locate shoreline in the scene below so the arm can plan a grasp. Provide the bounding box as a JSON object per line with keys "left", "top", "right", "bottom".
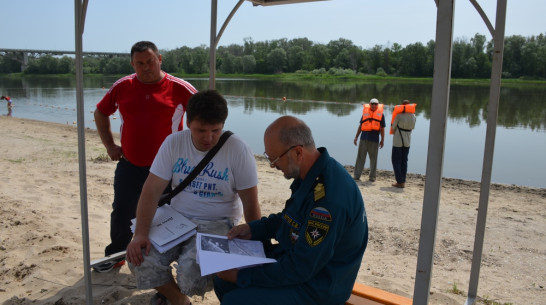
{"left": 9, "top": 116, "right": 546, "bottom": 192}
{"left": 4, "top": 98, "right": 545, "bottom": 189}
{"left": 1, "top": 116, "right": 545, "bottom": 305}
{"left": 341, "top": 163, "right": 546, "bottom": 194}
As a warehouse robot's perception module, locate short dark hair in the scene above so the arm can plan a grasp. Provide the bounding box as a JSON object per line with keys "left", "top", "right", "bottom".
{"left": 186, "top": 90, "right": 228, "bottom": 125}
{"left": 130, "top": 41, "right": 159, "bottom": 58}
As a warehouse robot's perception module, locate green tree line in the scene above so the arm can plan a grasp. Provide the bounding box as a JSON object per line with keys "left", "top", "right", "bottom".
{"left": 1, "top": 33, "right": 545, "bottom": 79}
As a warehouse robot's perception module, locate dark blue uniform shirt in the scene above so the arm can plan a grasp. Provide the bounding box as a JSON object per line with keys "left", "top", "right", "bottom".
{"left": 238, "top": 148, "right": 368, "bottom": 305}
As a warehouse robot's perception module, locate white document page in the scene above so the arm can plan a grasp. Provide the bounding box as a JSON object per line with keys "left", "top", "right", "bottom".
{"left": 131, "top": 204, "right": 197, "bottom": 253}
{"left": 150, "top": 228, "right": 197, "bottom": 253}
{"left": 147, "top": 204, "right": 196, "bottom": 246}
{"left": 196, "top": 233, "right": 276, "bottom": 276}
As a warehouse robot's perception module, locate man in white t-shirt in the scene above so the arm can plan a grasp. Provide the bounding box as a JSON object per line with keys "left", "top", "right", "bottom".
{"left": 126, "top": 90, "right": 261, "bottom": 305}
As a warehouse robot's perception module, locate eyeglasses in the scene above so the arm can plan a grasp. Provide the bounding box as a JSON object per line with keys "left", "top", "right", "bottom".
{"left": 263, "top": 145, "right": 301, "bottom": 167}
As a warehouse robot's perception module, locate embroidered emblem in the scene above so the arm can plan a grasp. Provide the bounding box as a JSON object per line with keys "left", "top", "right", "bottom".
{"left": 305, "top": 220, "right": 329, "bottom": 247}
{"left": 290, "top": 230, "right": 299, "bottom": 243}
{"left": 310, "top": 207, "right": 332, "bottom": 221}
{"left": 314, "top": 182, "right": 325, "bottom": 201}
{"left": 283, "top": 213, "right": 300, "bottom": 244}
{"left": 283, "top": 213, "right": 300, "bottom": 230}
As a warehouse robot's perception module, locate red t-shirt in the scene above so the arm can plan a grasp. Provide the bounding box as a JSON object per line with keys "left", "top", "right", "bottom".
{"left": 96, "top": 73, "right": 197, "bottom": 166}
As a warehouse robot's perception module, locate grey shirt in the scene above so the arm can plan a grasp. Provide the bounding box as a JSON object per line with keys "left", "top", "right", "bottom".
{"left": 392, "top": 112, "right": 416, "bottom": 147}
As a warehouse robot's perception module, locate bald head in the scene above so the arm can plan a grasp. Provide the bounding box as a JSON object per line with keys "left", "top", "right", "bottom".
{"left": 264, "top": 116, "right": 319, "bottom": 180}
{"left": 265, "top": 115, "right": 315, "bottom": 149}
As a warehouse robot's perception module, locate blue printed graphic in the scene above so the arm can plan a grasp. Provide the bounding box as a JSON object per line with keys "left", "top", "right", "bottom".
{"left": 172, "top": 158, "right": 230, "bottom": 198}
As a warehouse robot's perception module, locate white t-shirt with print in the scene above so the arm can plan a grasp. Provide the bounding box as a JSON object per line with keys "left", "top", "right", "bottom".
{"left": 150, "top": 130, "right": 258, "bottom": 222}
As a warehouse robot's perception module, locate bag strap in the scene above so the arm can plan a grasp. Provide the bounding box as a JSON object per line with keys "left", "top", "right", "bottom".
{"left": 396, "top": 124, "right": 413, "bottom": 147}
{"left": 397, "top": 123, "right": 405, "bottom": 147}
{"left": 158, "top": 130, "right": 233, "bottom": 205}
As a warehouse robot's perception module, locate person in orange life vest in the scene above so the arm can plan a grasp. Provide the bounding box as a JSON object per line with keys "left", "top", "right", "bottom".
{"left": 390, "top": 100, "right": 416, "bottom": 188}
{"left": 353, "top": 98, "right": 385, "bottom": 182}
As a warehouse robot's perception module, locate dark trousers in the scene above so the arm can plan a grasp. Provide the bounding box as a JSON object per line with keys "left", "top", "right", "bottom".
{"left": 105, "top": 158, "right": 150, "bottom": 256}
{"left": 391, "top": 146, "right": 410, "bottom": 184}
{"left": 213, "top": 277, "right": 319, "bottom": 305}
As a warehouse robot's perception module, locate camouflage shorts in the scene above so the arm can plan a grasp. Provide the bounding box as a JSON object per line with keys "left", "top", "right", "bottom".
{"left": 129, "top": 218, "right": 233, "bottom": 297}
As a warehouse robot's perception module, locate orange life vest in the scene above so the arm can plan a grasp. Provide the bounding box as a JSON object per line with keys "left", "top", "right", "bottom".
{"left": 360, "top": 104, "right": 384, "bottom": 131}
{"left": 390, "top": 103, "right": 417, "bottom": 134}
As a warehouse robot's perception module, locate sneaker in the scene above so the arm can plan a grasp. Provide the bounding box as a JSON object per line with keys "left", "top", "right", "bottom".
{"left": 150, "top": 293, "right": 191, "bottom": 305}
{"left": 93, "top": 258, "right": 125, "bottom": 273}
{"left": 150, "top": 293, "right": 168, "bottom": 305}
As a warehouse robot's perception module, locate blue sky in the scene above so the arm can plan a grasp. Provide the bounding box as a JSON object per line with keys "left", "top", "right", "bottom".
{"left": 1, "top": 0, "right": 545, "bottom": 52}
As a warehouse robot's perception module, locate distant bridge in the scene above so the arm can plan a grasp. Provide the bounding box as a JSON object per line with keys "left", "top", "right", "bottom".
{"left": 0, "top": 48, "right": 129, "bottom": 72}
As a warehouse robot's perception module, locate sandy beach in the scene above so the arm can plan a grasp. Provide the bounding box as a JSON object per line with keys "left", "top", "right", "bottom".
{"left": 0, "top": 116, "right": 544, "bottom": 305}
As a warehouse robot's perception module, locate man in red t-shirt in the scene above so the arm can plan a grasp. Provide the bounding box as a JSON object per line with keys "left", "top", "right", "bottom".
{"left": 94, "top": 41, "right": 197, "bottom": 272}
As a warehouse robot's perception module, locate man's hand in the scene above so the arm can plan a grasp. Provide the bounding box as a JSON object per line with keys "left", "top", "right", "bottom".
{"left": 216, "top": 268, "right": 239, "bottom": 284}
{"left": 126, "top": 235, "right": 151, "bottom": 266}
{"left": 106, "top": 144, "right": 123, "bottom": 161}
{"left": 94, "top": 109, "right": 123, "bottom": 161}
{"left": 227, "top": 224, "right": 252, "bottom": 240}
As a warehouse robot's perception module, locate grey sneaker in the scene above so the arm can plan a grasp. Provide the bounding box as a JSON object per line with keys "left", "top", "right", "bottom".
{"left": 93, "top": 258, "right": 125, "bottom": 273}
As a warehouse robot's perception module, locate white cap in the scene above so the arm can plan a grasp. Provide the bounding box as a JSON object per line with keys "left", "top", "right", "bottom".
{"left": 370, "top": 98, "right": 379, "bottom": 104}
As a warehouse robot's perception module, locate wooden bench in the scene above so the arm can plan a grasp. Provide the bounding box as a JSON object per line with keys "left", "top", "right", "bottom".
{"left": 345, "top": 282, "right": 413, "bottom": 305}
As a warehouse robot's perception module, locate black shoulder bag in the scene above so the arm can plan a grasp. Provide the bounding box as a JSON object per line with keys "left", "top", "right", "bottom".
{"left": 158, "top": 131, "right": 233, "bottom": 205}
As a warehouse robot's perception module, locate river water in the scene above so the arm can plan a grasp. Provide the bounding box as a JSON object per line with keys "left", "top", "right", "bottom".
{"left": 1, "top": 76, "right": 545, "bottom": 188}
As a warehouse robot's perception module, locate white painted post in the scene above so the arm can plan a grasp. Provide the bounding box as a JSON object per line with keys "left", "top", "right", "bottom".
{"left": 413, "top": 0, "right": 455, "bottom": 304}
{"left": 465, "top": 1, "right": 507, "bottom": 304}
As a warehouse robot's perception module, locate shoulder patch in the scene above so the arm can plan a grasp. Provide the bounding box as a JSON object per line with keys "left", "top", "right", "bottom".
{"left": 310, "top": 207, "right": 332, "bottom": 221}
{"left": 314, "top": 182, "right": 325, "bottom": 201}
{"left": 305, "top": 220, "right": 329, "bottom": 247}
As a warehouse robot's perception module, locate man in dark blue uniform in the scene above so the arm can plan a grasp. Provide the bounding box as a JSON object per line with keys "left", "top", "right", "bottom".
{"left": 214, "top": 115, "right": 368, "bottom": 305}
